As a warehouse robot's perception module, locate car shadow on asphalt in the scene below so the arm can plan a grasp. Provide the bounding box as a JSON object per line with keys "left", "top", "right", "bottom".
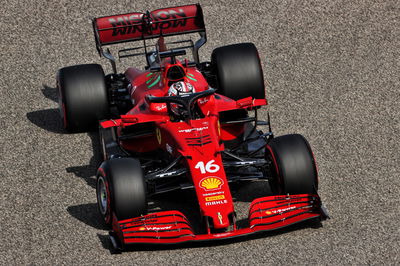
{"left": 26, "top": 85, "right": 64, "bottom": 134}
{"left": 67, "top": 203, "right": 106, "bottom": 230}
{"left": 65, "top": 132, "right": 102, "bottom": 189}
{"left": 27, "top": 85, "right": 102, "bottom": 188}
{"left": 27, "top": 107, "right": 101, "bottom": 189}
{"left": 26, "top": 107, "right": 65, "bottom": 134}
{"left": 41, "top": 84, "right": 59, "bottom": 102}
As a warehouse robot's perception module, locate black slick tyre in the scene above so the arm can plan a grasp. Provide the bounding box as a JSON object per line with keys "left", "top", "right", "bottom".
{"left": 211, "top": 43, "right": 265, "bottom": 100}
{"left": 57, "top": 64, "right": 109, "bottom": 132}
{"left": 96, "top": 158, "right": 147, "bottom": 226}
{"left": 266, "top": 134, "right": 318, "bottom": 195}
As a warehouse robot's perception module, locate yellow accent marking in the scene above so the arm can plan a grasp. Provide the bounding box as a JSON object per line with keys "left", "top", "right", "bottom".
{"left": 205, "top": 195, "right": 225, "bottom": 202}
{"left": 200, "top": 177, "right": 222, "bottom": 190}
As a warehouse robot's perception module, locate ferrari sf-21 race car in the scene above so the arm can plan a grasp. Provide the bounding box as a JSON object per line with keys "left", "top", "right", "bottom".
{"left": 57, "top": 4, "right": 328, "bottom": 250}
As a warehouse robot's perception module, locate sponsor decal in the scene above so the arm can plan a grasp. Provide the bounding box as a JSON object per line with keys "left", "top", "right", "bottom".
{"left": 274, "top": 195, "right": 302, "bottom": 200}
{"left": 108, "top": 9, "right": 188, "bottom": 36}
{"left": 178, "top": 127, "right": 208, "bottom": 133}
{"left": 155, "top": 104, "right": 167, "bottom": 111}
{"left": 213, "top": 232, "right": 230, "bottom": 237}
{"left": 130, "top": 214, "right": 157, "bottom": 221}
{"left": 123, "top": 220, "right": 155, "bottom": 227}
{"left": 138, "top": 226, "right": 172, "bottom": 231}
{"left": 205, "top": 199, "right": 228, "bottom": 206}
{"left": 198, "top": 98, "right": 208, "bottom": 105}
{"left": 265, "top": 206, "right": 296, "bottom": 215}
{"left": 199, "top": 176, "right": 224, "bottom": 191}
{"left": 274, "top": 195, "right": 308, "bottom": 204}
{"left": 203, "top": 191, "right": 224, "bottom": 197}
{"left": 205, "top": 195, "right": 225, "bottom": 202}
{"left": 121, "top": 216, "right": 158, "bottom": 228}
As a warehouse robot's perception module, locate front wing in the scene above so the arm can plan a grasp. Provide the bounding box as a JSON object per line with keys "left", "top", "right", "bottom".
{"left": 109, "top": 194, "right": 329, "bottom": 249}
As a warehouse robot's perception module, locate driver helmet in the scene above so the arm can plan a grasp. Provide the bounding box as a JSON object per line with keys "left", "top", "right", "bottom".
{"left": 168, "top": 81, "right": 195, "bottom": 96}
{"left": 167, "top": 82, "right": 196, "bottom": 116}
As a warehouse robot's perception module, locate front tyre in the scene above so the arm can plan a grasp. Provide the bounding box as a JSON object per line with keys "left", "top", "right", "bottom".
{"left": 97, "top": 174, "right": 112, "bottom": 225}
{"left": 96, "top": 158, "right": 148, "bottom": 226}
{"left": 266, "top": 134, "right": 318, "bottom": 195}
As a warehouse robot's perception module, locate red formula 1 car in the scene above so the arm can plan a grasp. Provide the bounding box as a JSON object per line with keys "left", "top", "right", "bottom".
{"left": 57, "top": 4, "right": 328, "bottom": 251}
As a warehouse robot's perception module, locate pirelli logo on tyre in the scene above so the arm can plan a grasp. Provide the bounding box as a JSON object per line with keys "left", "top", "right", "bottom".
{"left": 205, "top": 195, "right": 225, "bottom": 202}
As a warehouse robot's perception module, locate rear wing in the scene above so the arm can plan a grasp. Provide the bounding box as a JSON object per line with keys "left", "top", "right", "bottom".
{"left": 92, "top": 4, "right": 206, "bottom": 65}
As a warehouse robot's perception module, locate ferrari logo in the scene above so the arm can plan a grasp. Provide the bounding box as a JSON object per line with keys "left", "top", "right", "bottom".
{"left": 217, "top": 212, "right": 223, "bottom": 224}
{"left": 156, "top": 128, "right": 162, "bottom": 144}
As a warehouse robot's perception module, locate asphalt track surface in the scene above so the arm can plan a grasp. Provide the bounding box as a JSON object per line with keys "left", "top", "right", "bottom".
{"left": 1, "top": 0, "right": 399, "bottom": 264}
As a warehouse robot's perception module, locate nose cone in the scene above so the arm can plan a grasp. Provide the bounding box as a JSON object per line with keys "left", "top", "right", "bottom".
{"left": 210, "top": 211, "right": 231, "bottom": 229}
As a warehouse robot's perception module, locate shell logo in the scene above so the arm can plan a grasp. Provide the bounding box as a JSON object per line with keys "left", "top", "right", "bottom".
{"left": 199, "top": 177, "right": 224, "bottom": 191}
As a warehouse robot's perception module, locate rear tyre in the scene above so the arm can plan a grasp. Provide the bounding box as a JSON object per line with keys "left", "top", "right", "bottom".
{"left": 57, "top": 64, "right": 109, "bottom": 132}
{"left": 211, "top": 43, "right": 265, "bottom": 100}
{"left": 266, "top": 134, "right": 318, "bottom": 194}
{"left": 96, "top": 158, "right": 148, "bottom": 226}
